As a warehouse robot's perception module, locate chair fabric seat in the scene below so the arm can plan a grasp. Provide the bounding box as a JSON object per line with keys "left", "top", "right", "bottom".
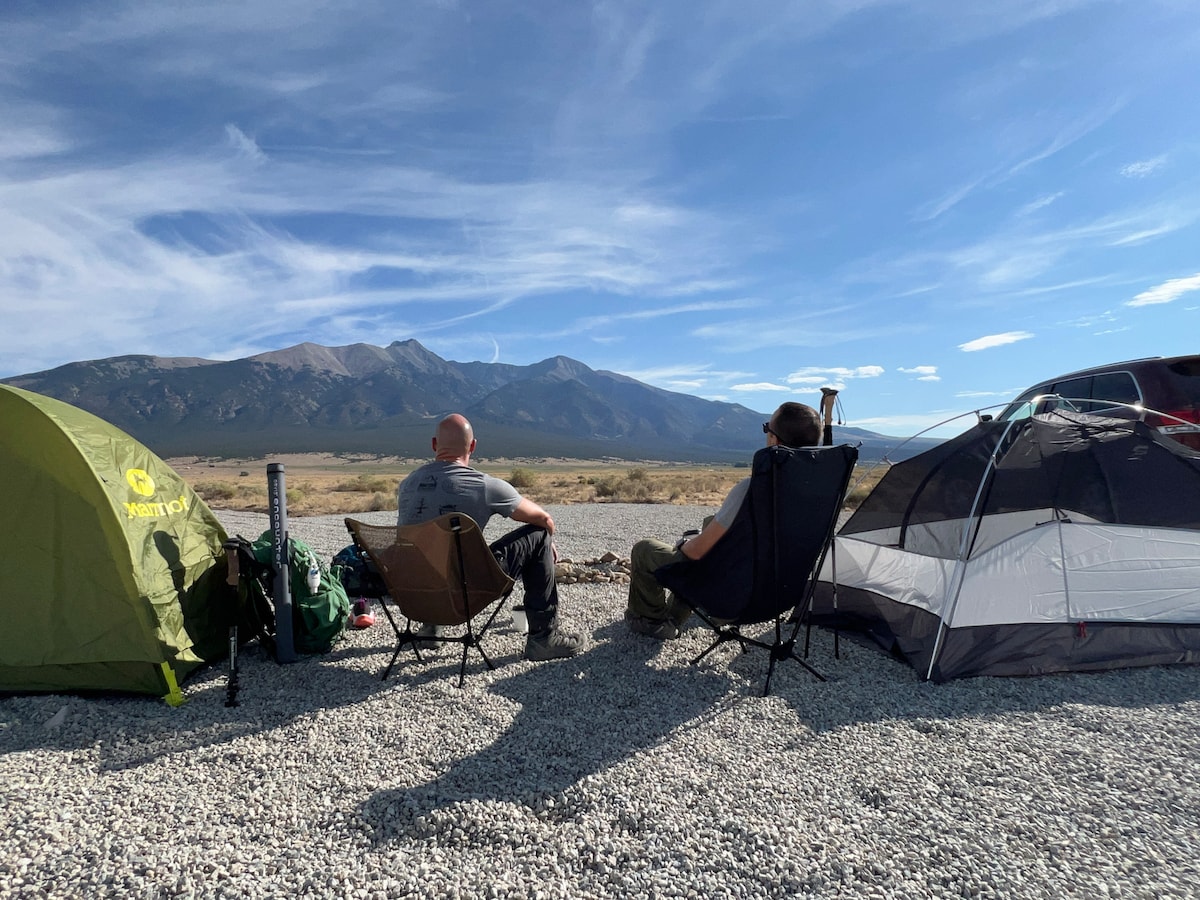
{"left": 654, "top": 443, "right": 858, "bottom": 693}
{"left": 345, "top": 514, "right": 516, "bottom": 686}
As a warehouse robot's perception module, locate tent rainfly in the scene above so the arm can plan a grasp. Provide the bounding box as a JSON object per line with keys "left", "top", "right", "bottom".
{"left": 0, "top": 384, "right": 232, "bottom": 701}
{"left": 815, "top": 410, "right": 1200, "bottom": 681}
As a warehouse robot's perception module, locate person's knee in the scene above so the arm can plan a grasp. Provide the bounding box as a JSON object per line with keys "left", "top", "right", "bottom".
{"left": 631, "top": 539, "right": 662, "bottom": 573}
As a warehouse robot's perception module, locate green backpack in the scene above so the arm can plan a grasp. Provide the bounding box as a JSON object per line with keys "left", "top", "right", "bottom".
{"left": 251, "top": 531, "right": 350, "bottom": 654}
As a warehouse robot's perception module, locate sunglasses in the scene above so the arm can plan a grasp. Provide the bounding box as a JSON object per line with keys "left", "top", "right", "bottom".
{"left": 762, "top": 422, "right": 781, "bottom": 439}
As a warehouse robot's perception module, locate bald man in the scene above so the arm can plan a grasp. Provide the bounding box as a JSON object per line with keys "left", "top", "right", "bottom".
{"left": 396, "top": 414, "right": 584, "bottom": 661}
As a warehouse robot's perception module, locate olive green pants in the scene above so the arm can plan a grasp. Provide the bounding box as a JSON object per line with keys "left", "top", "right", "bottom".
{"left": 626, "top": 538, "right": 694, "bottom": 625}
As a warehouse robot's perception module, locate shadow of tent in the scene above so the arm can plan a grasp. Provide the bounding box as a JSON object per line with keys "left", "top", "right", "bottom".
{"left": 4, "top": 643, "right": 395, "bottom": 772}
{"left": 357, "top": 623, "right": 736, "bottom": 844}
{"left": 773, "top": 628, "right": 1200, "bottom": 736}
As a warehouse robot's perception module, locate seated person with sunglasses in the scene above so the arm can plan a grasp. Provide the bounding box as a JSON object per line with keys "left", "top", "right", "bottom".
{"left": 623, "top": 402, "right": 822, "bottom": 640}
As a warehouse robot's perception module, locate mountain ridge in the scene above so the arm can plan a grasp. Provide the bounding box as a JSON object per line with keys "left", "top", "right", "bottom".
{"left": 3, "top": 341, "right": 938, "bottom": 462}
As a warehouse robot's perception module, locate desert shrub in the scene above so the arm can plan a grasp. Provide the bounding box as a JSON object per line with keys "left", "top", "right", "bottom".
{"left": 194, "top": 481, "right": 236, "bottom": 502}
{"left": 621, "top": 480, "right": 655, "bottom": 502}
{"left": 334, "top": 473, "right": 394, "bottom": 494}
{"left": 508, "top": 467, "right": 539, "bottom": 489}
{"left": 369, "top": 491, "right": 394, "bottom": 512}
{"left": 590, "top": 473, "right": 659, "bottom": 502}
{"left": 592, "top": 475, "right": 620, "bottom": 498}
{"left": 626, "top": 467, "right": 648, "bottom": 481}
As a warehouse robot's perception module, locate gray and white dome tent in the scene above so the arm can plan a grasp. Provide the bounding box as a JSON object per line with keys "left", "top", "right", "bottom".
{"left": 815, "top": 407, "right": 1200, "bottom": 681}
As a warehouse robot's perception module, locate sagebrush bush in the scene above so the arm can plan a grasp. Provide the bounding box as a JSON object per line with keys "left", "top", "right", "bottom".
{"left": 194, "top": 481, "right": 236, "bottom": 501}
{"left": 334, "top": 473, "right": 394, "bottom": 494}
{"left": 508, "top": 467, "right": 539, "bottom": 489}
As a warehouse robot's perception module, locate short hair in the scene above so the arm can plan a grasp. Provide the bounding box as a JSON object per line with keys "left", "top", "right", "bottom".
{"left": 772, "top": 402, "right": 821, "bottom": 447}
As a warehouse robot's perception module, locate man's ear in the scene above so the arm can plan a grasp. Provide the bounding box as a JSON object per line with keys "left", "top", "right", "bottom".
{"left": 469, "top": 438, "right": 477, "bottom": 452}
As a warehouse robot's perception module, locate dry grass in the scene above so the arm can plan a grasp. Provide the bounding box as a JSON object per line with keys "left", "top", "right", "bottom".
{"left": 172, "top": 453, "right": 888, "bottom": 517}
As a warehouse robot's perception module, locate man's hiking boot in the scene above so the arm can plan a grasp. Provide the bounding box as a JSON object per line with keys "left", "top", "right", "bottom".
{"left": 624, "top": 609, "right": 680, "bottom": 641}
{"left": 414, "top": 622, "right": 446, "bottom": 650}
{"left": 524, "top": 627, "right": 585, "bottom": 661}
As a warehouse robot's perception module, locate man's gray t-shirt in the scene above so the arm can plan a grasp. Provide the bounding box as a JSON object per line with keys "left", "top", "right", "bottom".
{"left": 396, "top": 460, "right": 522, "bottom": 528}
{"left": 714, "top": 477, "right": 750, "bottom": 528}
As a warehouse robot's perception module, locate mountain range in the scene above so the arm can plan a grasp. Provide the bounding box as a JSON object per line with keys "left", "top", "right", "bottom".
{"left": 2, "top": 340, "right": 936, "bottom": 462}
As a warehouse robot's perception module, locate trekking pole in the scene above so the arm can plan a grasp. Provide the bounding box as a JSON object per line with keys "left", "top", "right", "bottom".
{"left": 223, "top": 542, "right": 241, "bottom": 707}
{"left": 820, "top": 387, "right": 840, "bottom": 447}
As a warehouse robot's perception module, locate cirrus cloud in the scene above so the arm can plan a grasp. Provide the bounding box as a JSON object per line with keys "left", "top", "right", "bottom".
{"left": 784, "top": 365, "right": 884, "bottom": 384}
{"left": 1127, "top": 273, "right": 1200, "bottom": 307}
{"left": 731, "top": 382, "right": 791, "bottom": 392}
{"left": 958, "top": 331, "right": 1034, "bottom": 352}
{"left": 1120, "top": 155, "right": 1167, "bottom": 179}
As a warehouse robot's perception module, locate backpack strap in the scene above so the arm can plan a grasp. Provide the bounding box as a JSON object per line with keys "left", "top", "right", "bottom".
{"left": 222, "top": 536, "right": 277, "bottom": 654}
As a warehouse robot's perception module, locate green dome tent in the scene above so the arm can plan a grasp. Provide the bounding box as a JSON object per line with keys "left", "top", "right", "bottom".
{"left": 0, "top": 385, "right": 231, "bottom": 701}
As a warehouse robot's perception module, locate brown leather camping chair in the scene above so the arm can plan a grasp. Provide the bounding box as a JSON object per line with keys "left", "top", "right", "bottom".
{"left": 344, "top": 514, "right": 516, "bottom": 687}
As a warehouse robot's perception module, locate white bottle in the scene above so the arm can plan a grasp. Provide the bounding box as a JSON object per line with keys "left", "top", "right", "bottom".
{"left": 306, "top": 554, "right": 321, "bottom": 594}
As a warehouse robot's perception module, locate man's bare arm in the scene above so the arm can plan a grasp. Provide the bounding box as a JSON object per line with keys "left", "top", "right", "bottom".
{"left": 679, "top": 518, "right": 727, "bottom": 560}
{"left": 510, "top": 497, "right": 555, "bottom": 534}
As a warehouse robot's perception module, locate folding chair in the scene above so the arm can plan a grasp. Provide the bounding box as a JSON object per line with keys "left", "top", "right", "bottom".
{"left": 344, "top": 514, "right": 516, "bottom": 687}
{"left": 654, "top": 443, "right": 858, "bottom": 695}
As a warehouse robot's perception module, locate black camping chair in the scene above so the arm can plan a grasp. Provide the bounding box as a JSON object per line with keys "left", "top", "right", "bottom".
{"left": 654, "top": 443, "right": 858, "bottom": 695}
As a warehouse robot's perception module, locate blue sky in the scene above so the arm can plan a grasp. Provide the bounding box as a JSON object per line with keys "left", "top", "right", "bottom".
{"left": 2, "top": 1, "right": 1198, "bottom": 438}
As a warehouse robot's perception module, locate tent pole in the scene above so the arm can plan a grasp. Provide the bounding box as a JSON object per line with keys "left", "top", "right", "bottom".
{"left": 925, "top": 419, "right": 1021, "bottom": 680}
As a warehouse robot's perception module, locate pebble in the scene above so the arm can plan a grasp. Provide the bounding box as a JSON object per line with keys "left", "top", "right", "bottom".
{"left": 1, "top": 504, "right": 1198, "bottom": 898}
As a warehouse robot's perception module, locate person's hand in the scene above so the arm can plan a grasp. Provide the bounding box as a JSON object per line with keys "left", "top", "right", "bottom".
{"left": 674, "top": 529, "right": 700, "bottom": 552}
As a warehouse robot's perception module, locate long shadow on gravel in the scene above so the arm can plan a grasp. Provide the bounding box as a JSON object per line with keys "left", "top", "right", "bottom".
{"left": 357, "top": 621, "right": 736, "bottom": 843}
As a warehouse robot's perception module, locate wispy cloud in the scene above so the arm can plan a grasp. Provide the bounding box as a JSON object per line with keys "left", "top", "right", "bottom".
{"left": 958, "top": 331, "right": 1034, "bottom": 352}
{"left": 731, "top": 382, "right": 791, "bottom": 392}
{"left": 898, "top": 365, "right": 941, "bottom": 382}
{"left": 1016, "top": 192, "right": 1064, "bottom": 216}
{"left": 785, "top": 365, "right": 884, "bottom": 383}
{"left": 225, "top": 124, "right": 265, "bottom": 162}
{"left": 1121, "top": 155, "right": 1167, "bottom": 178}
{"left": 1127, "top": 273, "right": 1200, "bottom": 307}
{"left": 914, "top": 102, "right": 1123, "bottom": 222}
{"left": 955, "top": 388, "right": 1021, "bottom": 399}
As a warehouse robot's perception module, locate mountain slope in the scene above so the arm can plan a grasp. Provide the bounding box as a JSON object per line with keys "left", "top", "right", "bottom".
{"left": 4, "top": 341, "right": 936, "bottom": 461}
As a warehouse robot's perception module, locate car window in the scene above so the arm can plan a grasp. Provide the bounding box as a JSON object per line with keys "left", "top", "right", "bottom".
{"left": 996, "top": 387, "right": 1042, "bottom": 421}
{"left": 1088, "top": 372, "right": 1141, "bottom": 410}
{"left": 1160, "top": 359, "right": 1200, "bottom": 411}
{"left": 1045, "top": 376, "right": 1092, "bottom": 414}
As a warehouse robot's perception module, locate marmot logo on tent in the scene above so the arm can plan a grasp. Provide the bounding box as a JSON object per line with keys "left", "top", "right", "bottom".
{"left": 126, "top": 468, "right": 156, "bottom": 497}
{"left": 120, "top": 468, "right": 190, "bottom": 519}
{"left": 123, "top": 495, "right": 191, "bottom": 520}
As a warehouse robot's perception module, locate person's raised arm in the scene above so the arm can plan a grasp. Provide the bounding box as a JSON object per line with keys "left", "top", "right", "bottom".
{"left": 510, "top": 497, "right": 555, "bottom": 535}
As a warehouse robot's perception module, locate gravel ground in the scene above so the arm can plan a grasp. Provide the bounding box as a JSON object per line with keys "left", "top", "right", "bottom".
{"left": 2, "top": 504, "right": 1199, "bottom": 899}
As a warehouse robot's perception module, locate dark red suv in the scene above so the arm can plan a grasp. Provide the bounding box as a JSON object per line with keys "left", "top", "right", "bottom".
{"left": 996, "top": 354, "right": 1200, "bottom": 451}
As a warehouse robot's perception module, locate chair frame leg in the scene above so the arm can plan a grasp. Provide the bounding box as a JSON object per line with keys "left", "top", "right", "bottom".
{"left": 376, "top": 590, "right": 513, "bottom": 687}
{"left": 687, "top": 604, "right": 826, "bottom": 693}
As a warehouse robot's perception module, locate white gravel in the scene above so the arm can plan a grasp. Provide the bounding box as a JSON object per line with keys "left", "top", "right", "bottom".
{"left": 3, "top": 504, "right": 1199, "bottom": 899}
